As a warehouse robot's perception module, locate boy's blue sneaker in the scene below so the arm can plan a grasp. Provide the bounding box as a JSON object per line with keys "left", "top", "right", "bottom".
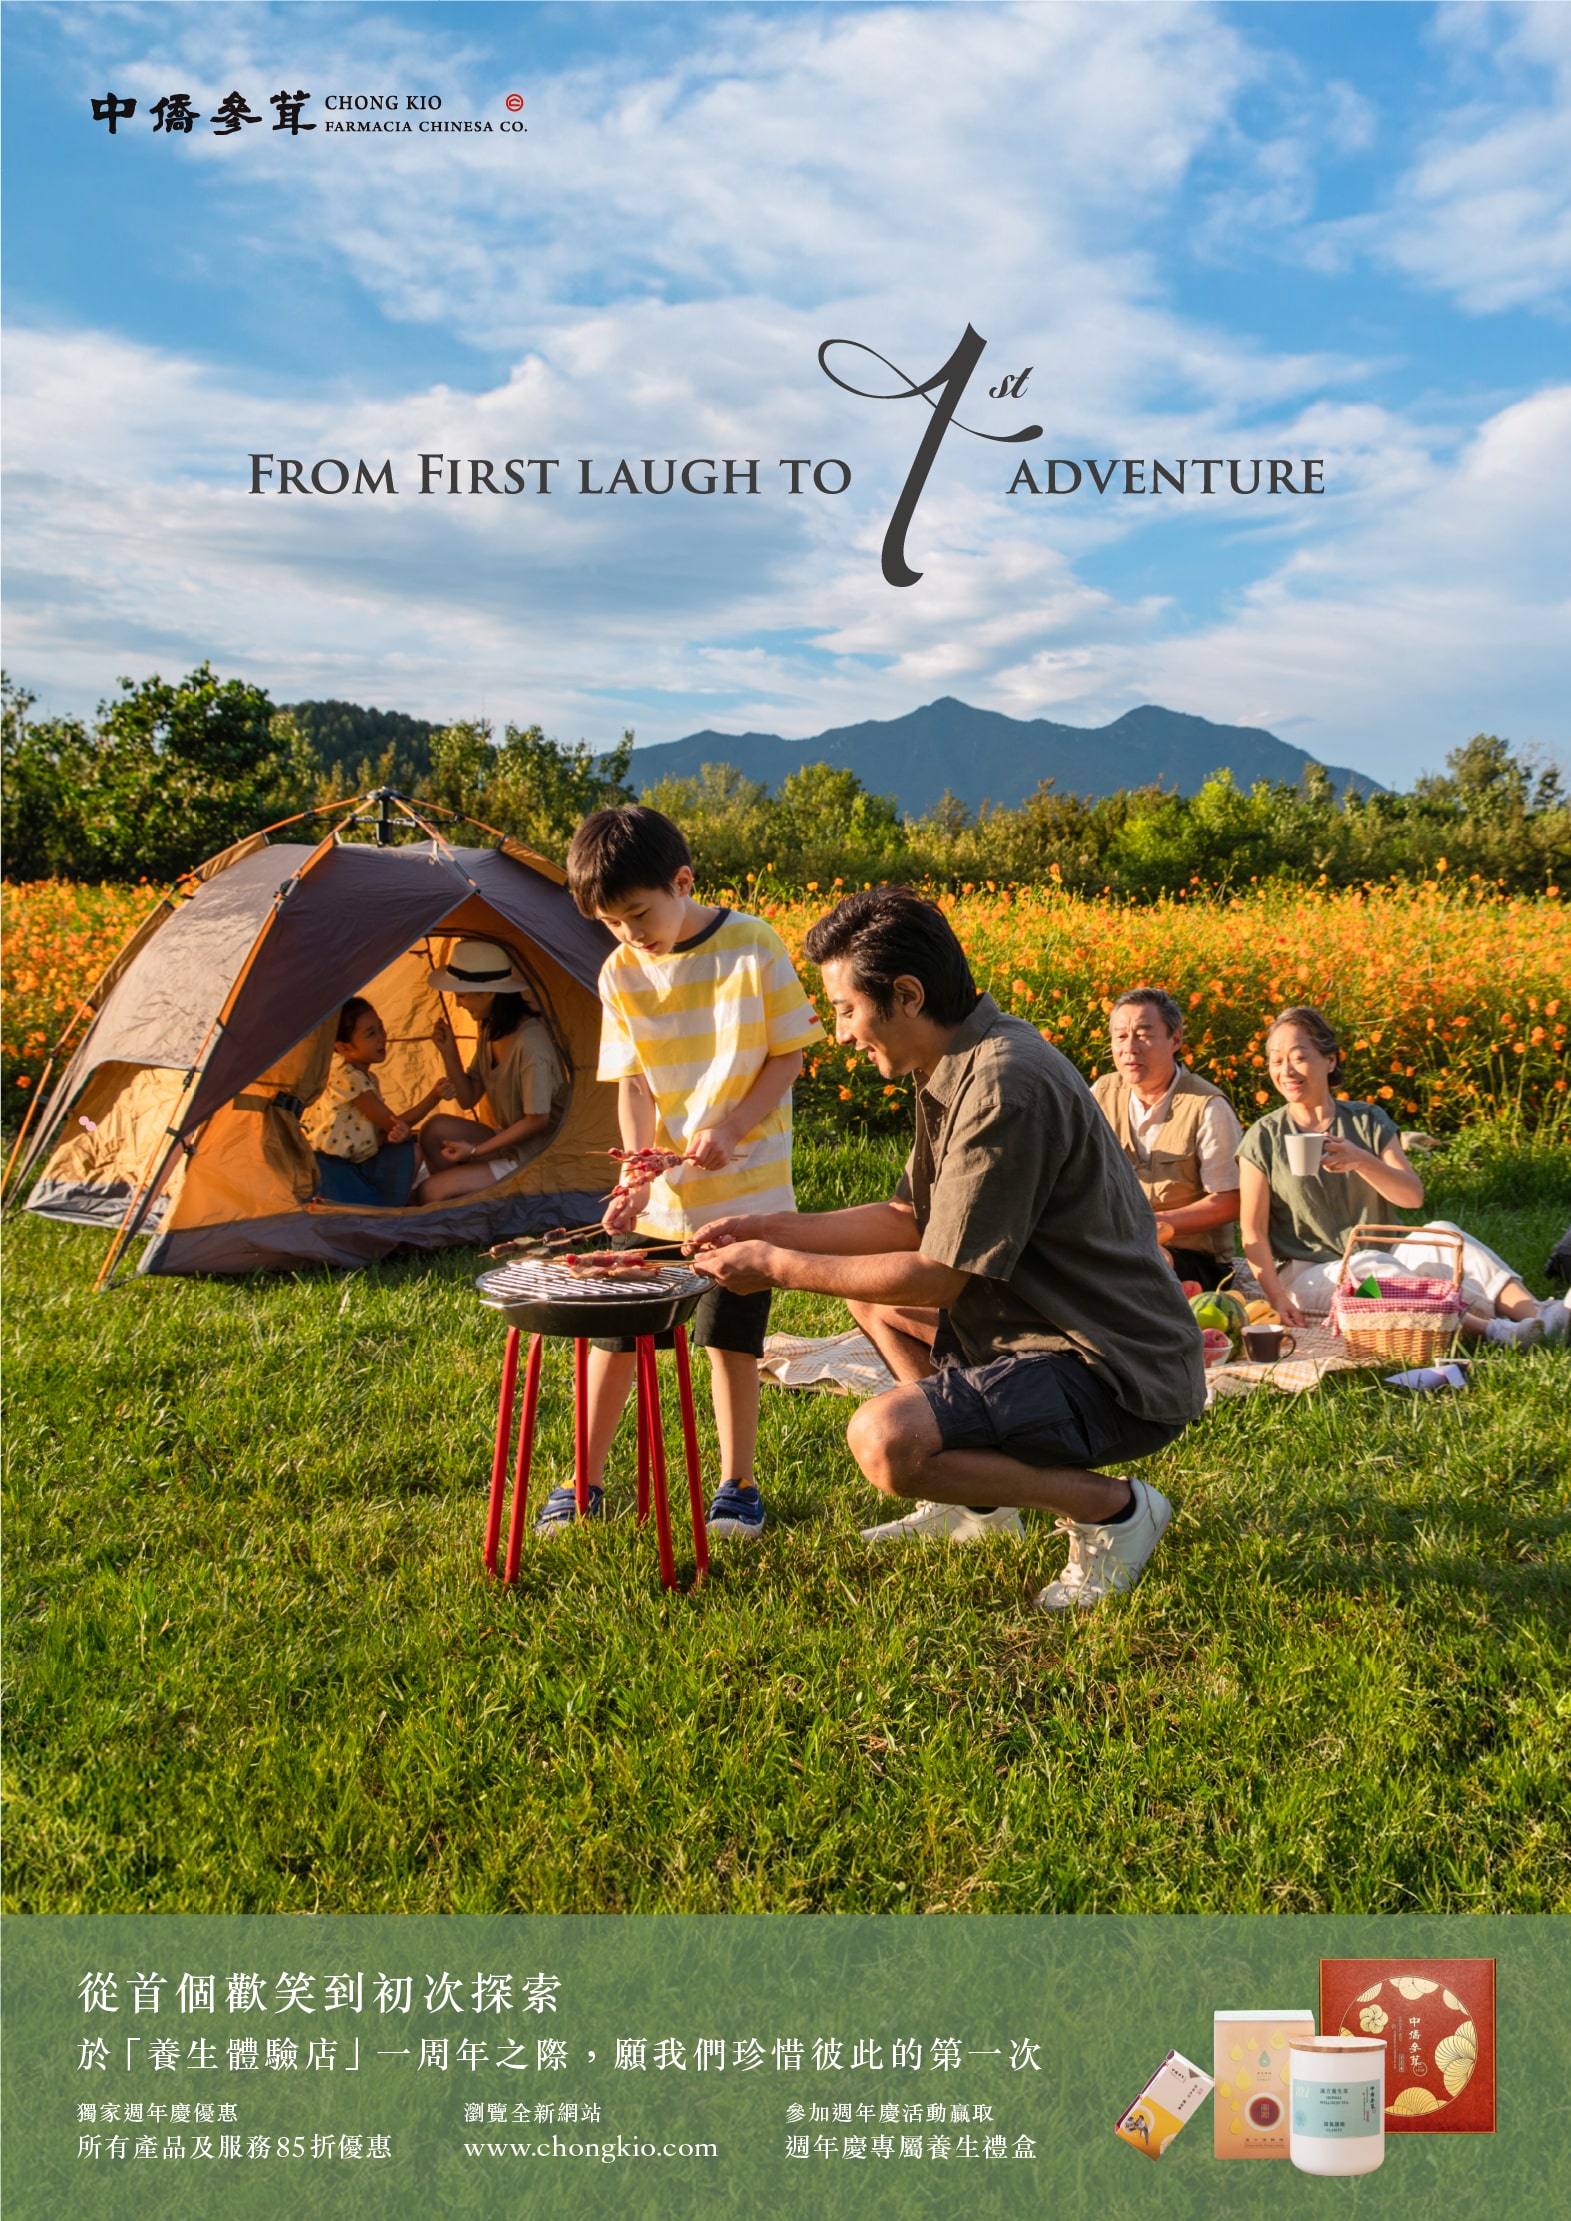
{"left": 706, "top": 1481, "right": 766, "bottom": 1539}
{"left": 535, "top": 1484, "right": 605, "bottom": 1537}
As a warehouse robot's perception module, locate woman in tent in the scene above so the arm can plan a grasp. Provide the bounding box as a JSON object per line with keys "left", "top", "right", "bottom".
{"left": 419, "top": 939, "right": 569, "bottom": 1203}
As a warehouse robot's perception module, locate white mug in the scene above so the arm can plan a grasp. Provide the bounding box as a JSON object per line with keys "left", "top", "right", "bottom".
{"left": 1285, "top": 1130, "right": 1326, "bottom": 1177}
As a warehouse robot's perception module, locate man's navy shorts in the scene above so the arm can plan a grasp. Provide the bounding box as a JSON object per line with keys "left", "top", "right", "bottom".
{"left": 917, "top": 1337, "right": 1184, "bottom": 1470}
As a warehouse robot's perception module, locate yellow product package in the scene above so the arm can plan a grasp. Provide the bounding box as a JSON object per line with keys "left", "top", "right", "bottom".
{"left": 1114, "top": 2050, "right": 1214, "bottom": 2160}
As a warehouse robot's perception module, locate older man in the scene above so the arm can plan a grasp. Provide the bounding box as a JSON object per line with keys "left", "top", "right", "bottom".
{"left": 690, "top": 890, "right": 1205, "bottom": 1611}
{"left": 1092, "top": 988, "right": 1242, "bottom": 1292}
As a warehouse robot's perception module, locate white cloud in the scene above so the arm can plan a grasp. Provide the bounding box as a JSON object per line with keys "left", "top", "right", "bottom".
{"left": 1338, "top": 2, "right": 1571, "bottom": 313}
{"left": 9, "top": 313, "right": 1564, "bottom": 784}
{"left": 45, "top": 1, "right": 1253, "bottom": 341}
{"left": 3, "top": 3, "right": 1566, "bottom": 788}
{"left": 1114, "top": 385, "right": 1571, "bottom": 777}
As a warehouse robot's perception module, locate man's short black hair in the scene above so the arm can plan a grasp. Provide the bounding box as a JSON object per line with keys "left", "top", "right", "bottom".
{"left": 565, "top": 805, "right": 692, "bottom": 916}
{"left": 802, "top": 887, "right": 978, "bottom": 1026}
{"left": 1111, "top": 987, "right": 1184, "bottom": 1038}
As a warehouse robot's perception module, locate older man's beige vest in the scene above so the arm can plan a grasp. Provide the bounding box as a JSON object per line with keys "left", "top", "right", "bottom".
{"left": 1091, "top": 1065, "right": 1235, "bottom": 1262}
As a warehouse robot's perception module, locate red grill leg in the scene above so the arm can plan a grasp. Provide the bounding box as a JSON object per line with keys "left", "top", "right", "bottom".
{"left": 673, "top": 1324, "right": 709, "bottom": 1582}
{"left": 572, "top": 1337, "right": 590, "bottom": 1513}
{"left": 635, "top": 1353, "right": 651, "bottom": 1526}
{"left": 484, "top": 1328, "right": 522, "bottom": 1575}
{"left": 637, "top": 1336, "right": 678, "bottom": 1591}
{"left": 502, "top": 1334, "right": 544, "bottom": 1585}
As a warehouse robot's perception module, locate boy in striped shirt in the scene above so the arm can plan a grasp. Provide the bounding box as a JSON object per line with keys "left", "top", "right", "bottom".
{"left": 559, "top": 804, "right": 825, "bottom": 1537}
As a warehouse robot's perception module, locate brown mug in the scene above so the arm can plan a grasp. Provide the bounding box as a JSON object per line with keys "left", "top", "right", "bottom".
{"left": 1243, "top": 1323, "right": 1297, "bottom": 1361}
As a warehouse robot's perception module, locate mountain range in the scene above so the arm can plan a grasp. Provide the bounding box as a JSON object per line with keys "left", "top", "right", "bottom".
{"left": 631, "top": 699, "right": 1382, "bottom": 816}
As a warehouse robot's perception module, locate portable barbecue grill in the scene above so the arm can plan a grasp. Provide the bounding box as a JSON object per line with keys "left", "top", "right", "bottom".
{"left": 476, "top": 1255, "right": 707, "bottom": 1339}
{"left": 475, "top": 1255, "right": 710, "bottom": 1592}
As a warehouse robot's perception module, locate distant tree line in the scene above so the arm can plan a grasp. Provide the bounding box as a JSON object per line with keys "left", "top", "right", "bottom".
{"left": 1, "top": 670, "right": 634, "bottom": 883}
{"left": 3, "top": 666, "right": 1566, "bottom": 894}
{"left": 647, "top": 743, "right": 1570, "bottom": 896}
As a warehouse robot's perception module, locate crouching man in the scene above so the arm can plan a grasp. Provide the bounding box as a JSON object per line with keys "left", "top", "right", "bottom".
{"left": 689, "top": 889, "right": 1206, "bottom": 1610}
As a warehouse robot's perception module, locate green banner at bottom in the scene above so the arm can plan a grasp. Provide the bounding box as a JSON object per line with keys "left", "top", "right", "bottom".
{"left": 4, "top": 1914, "right": 1561, "bottom": 2219}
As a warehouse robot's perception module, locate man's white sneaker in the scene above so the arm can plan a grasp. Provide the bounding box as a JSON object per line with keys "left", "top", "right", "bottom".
{"left": 860, "top": 1500, "right": 1025, "bottom": 1544}
{"left": 1033, "top": 1479, "right": 1172, "bottom": 1611}
{"left": 1537, "top": 1298, "right": 1568, "bottom": 1346}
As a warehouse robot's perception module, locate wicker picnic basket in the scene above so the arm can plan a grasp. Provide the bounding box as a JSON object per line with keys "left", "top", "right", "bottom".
{"left": 1329, "top": 1224, "right": 1468, "bottom": 1365}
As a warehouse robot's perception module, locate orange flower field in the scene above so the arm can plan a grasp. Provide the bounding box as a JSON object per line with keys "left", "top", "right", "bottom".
{"left": 758, "top": 878, "right": 1571, "bottom": 1134}
{"left": 3, "top": 881, "right": 170, "bottom": 1113}
{"left": 3, "top": 876, "right": 1568, "bottom": 1136}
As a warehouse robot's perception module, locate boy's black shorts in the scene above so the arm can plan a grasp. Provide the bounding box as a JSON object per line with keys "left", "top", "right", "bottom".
{"left": 588, "top": 1235, "right": 772, "bottom": 1359}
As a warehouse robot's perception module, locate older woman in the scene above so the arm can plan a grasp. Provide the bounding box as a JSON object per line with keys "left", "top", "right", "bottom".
{"left": 418, "top": 938, "right": 568, "bottom": 1204}
{"left": 1237, "top": 1005, "right": 1563, "bottom": 1347}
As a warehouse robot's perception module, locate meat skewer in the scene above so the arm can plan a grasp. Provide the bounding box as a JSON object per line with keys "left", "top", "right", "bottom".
{"left": 486, "top": 1227, "right": 692, "bottom": 1262}
{"left": 607, "top": 1145, "right": 698, "bottom": 1177}
{"left": 485, "top": 1218, "right": 606, "bottom": 1259}
{"left": 607, "top": 1143, "right": 749, "bottom": 1179}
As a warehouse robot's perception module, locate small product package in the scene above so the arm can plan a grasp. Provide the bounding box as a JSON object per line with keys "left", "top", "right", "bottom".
{"left": 1113, "top": 2050, "right": 1214, "bottom": 2160}
{"left": 1319, "top": 1958, "right": 1496, "bottom": 2132}
{"left": 1213, "top": 2009, "right": 1316, "bottom": 2156}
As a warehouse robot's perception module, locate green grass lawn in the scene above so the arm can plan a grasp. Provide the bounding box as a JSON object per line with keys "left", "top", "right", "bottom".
{"left": 4, "top": 1120, "right": 1568, "bottom": 1914}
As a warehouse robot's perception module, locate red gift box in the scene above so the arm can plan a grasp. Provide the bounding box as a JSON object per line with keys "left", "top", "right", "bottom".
{"left": 1319, "top": 1959, "right": 1495, "bottom": 2133}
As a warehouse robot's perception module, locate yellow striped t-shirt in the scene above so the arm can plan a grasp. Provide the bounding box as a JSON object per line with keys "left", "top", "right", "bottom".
{"left": 596, "top": 909, "right": 825, "bottom": 1239}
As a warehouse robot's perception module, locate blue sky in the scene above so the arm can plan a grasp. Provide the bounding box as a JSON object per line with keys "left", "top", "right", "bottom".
{"left": 3, "top": 1, "right": 1568, "bottom": 786}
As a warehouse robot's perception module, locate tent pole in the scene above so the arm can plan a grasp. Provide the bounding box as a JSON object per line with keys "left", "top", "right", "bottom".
{"left": 0, "top": 1054, "right": 59, "bottom": 1204}
{"left": 251, "top": 793, "right": 370, "bottom": 842}
{"left": 390, "top": 795, "right": 455, "bottom": 848}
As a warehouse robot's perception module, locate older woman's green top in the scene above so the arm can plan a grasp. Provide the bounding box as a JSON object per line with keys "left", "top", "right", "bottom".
{"left": 1237, "top": 1100, "right": 1405, "bottom": 1263}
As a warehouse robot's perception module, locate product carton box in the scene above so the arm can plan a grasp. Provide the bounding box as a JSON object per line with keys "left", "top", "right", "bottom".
{"left": 1213, "top": 2009, "right": 1315, "bottom": 2156}
{"left": 1114, "top": 2050, "right": 1213, "bottom": 2160}
{"left": 1319, "top": 1958, "right": 1496, "bottom": 2132}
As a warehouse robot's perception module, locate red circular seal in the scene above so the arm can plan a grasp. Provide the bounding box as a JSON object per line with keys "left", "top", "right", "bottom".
{"left": 505, "top": 93, "right": 524, "bottom": 113}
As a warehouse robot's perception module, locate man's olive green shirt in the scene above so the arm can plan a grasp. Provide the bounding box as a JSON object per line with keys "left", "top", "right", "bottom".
{"left": 897, "top": 994, "right": 1206, "bottom": 1427}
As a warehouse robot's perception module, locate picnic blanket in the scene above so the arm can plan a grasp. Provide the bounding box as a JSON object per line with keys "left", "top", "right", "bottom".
{"left": 759, "top": 1330, "right": 896, "bottom": 1398}
{"left": 761, "top": 1323, "right": 1391, "bottom": 1408}
{"left": 1205, "top": 1321, "right": 1371, "bottom": 1399}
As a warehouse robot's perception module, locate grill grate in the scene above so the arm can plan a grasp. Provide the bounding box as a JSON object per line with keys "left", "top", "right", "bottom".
{"left": 477, "top": 1256, "right": 705, "bottom": 1305}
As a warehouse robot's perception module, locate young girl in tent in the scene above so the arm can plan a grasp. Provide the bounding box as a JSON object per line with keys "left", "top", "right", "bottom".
{"left": 418, "top": 939, "right": 568, "bottom": 1202}
{"left": 303, "top": 997, "right": 453, "bottom": 1209}
{"left": 1238, "top": 1005, "right": 1567, "bottom": 1347}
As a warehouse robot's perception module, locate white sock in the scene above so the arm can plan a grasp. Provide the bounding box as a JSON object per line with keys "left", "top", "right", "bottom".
{"left": 1485, "top": 1317, "right": 1542, "bottom": 1348}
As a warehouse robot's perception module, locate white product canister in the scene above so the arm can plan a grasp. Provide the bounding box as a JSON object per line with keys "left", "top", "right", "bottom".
{"left": 1288, "top": 2036, "right": 1386, "bottom": 2176}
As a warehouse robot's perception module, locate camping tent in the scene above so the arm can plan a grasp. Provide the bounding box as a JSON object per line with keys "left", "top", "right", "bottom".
{"left": 17, "top": 824, "right": 619, "bottom": 1280}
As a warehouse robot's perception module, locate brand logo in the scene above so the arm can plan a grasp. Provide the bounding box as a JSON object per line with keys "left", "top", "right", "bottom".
{"left": 88, "top": 87, "right": 526, "bottom": 138}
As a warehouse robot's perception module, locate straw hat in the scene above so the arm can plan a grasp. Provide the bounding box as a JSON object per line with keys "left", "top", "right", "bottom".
{"left": 428, "top": 938, "right": 533, "bottom": 994}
